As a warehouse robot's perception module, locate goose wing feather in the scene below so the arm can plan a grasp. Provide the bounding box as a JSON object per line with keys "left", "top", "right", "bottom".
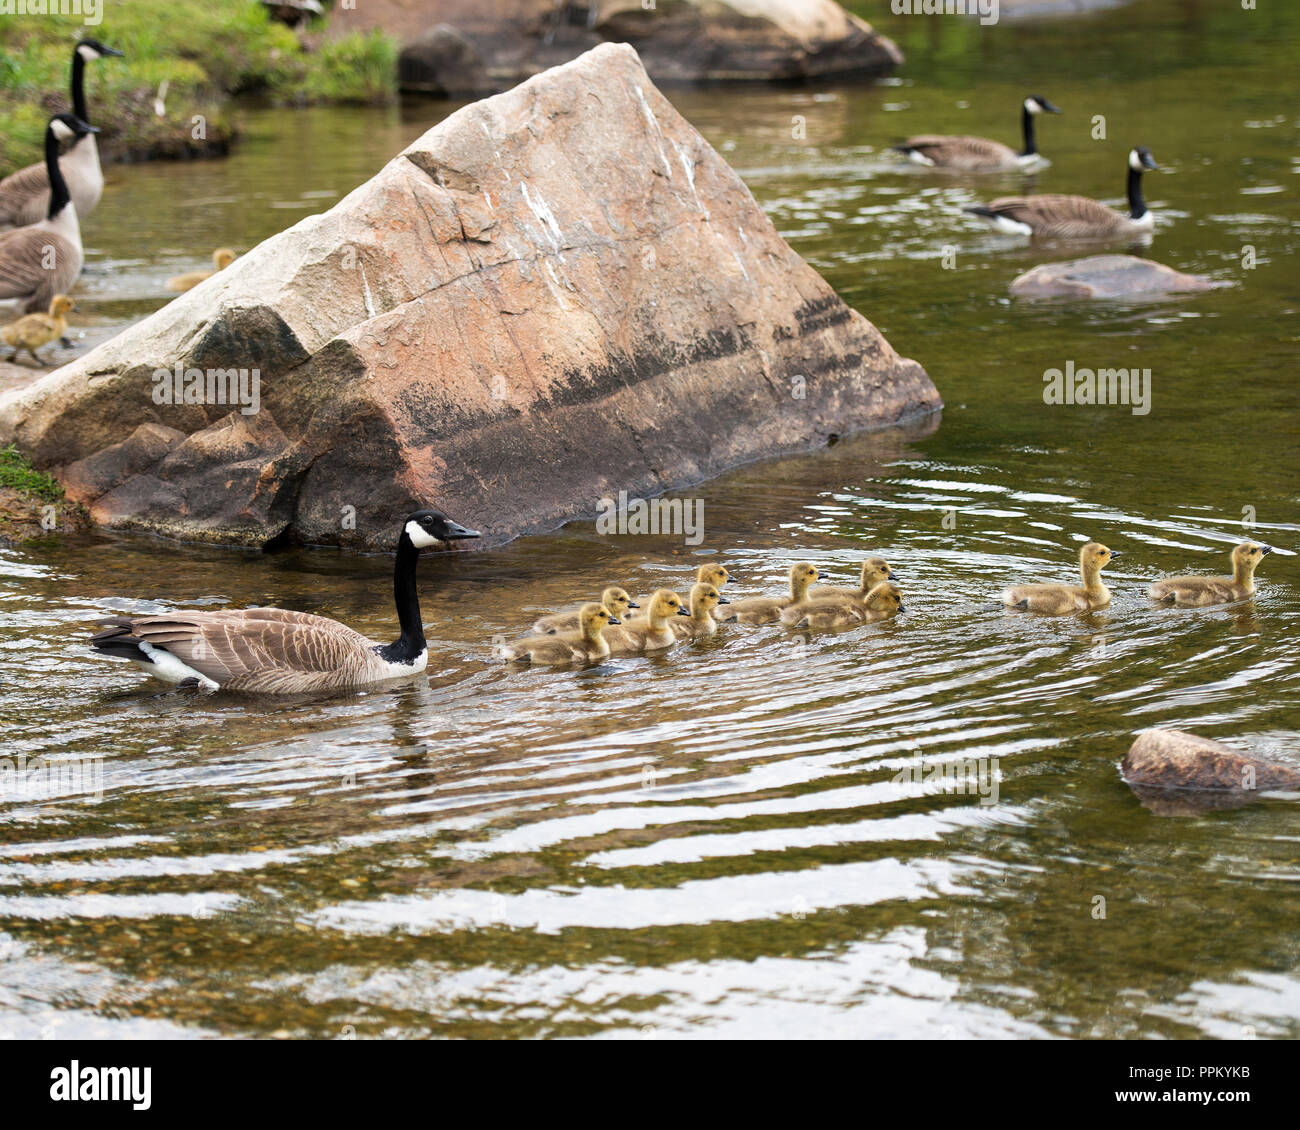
{"left": 0, "top": 161, "right": 52, "bottom": 230}
{"left": 0, "top": 227, "right": 80, "bottom": 309}
{"left": 983, "top": 194, "right": 1127, "bottom": 238}
{"left": 900, "top": 135, "right": 1017, "bottom": 169}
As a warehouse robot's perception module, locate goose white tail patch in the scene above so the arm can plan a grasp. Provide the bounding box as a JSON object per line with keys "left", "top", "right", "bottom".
{"left": 985, "top": 215, "right": 1034, "bottom": 237}
{"left": 904, "top": 149, "right": 935, "bottom": 167}
{"left": 405, "top": 520, "right": 439, "bottom": 548}
{"left": 136, "top": 641, "right": 219, "bottom": 690}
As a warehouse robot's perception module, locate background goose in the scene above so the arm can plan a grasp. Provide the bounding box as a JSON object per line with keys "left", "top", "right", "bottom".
{"left": 1150, "top": 542, "right": 1271, "bottom": 607}
{"left": 0, "top": 39, "right": 123, "bottom": 231}
{"left": 892, "top": 95, "right": 1061, "bottom": 171}
{"left": 2, "top": 294, "right": 75, "bottom": 365}
{"left": 0, "top": 115, "right": 92, "bottom": 313}
{"left": 168, "top": 248, "right": 237, "bottom": 293}
{"left": 90, "top": 509, "right": 480, "bottom": 693}
{"left": 964, "top": 147, "right": 1158, "bottom": 239}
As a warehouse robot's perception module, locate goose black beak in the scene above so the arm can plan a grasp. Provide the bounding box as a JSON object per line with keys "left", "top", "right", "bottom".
{"left": 1108, "top": 552, "right": 1122, "bottom": 560}
{"left": 441, "top": 522, "right": 480, "bottom": 540}
{"left": 1260, "top": 546, "right": 1273, "bottom": 555}
{"left": 104, "top": 47, "right": 126, "bottom": 57}
{"left": 1141, "top": 153, "right": 1158, "bottom": 170}
{"left": 718, "top": 596, "right": 731, "bottom": 604}
{"left": 1043, "top": 101, "right": 1063, "bottom": 114}
{"left": 627, "top": 601, "right": 640, "bottom": 609}
{"left": 676, "top": 607, "right": 691, "bottom": 617}
{"left": 897, "top": 604, "right": 907, "bottom": 613}
{"left": 607, "top": 616, "right": 621, "bottom": 626}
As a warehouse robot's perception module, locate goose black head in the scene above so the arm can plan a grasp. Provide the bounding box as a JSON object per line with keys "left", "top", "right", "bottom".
{"left": 76, "top": 39, "right": 125, "bottom": 61}
{"left": 1130, "top": 146, "right": 1158, "bottom": 172}
{"left": 1026, "top": 95, "right": 1062, "bottom": 115}
{"left": 49, "top": 112, "right": 98, "bottom": 143}
{"left": 403, "top": 510, "right": 481, "bottom": 549}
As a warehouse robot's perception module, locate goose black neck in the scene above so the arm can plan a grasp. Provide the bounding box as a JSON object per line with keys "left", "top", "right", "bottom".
{"left": 45, "top": 125, "right": 71, "bottom": 221}
{"left": 1020, "top": 105, "right": 1038, "bottom": 157}
{"left": 380, "top": 533, "right": 426, "bottom": 663}
{"left": 1127, "top": 165, "right": 1147, "bottom": 219}
{"left": 71, "top": 51, "right": 89, "bottom": 124}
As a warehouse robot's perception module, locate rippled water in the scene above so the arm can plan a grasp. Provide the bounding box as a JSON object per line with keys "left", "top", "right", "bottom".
{"left": 2, "top": 0, "right": 1298, "bottom": 1038}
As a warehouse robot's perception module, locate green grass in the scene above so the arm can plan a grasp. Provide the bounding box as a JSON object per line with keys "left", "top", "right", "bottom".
{"left": 0, "top": 444, "right": 64, "bottom": 504}
{"left": 0, "top": 1, "right": 399, "bottom": 168}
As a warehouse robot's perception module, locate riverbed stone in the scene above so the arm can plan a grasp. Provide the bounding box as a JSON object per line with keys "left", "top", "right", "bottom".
{"left": 339, "top": 0, "right": 901, "bottom": 92}
{"left": 1010, "top": 255, "right": 1213, "bottom": 300}
{"left": 0, "top": 44, "right": 938, "bottom": 550}
{"left": 1123, "top": 728, "right": 1300, "bottom": 800}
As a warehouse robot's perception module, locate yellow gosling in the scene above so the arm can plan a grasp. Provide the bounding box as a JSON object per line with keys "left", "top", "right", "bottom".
{"left": 1150, "top": 542, "right": 1272, "bottom": 607}
{"left": 502, "top": 603, "right": 618, "bottom": 665}
{"left": 167, "top": 247, "right": 236, "bottom": 293}
{"left": 2, "top": 294, "right": 75, "bottom": 366}
{"left": 603, "top": 588, "right": 687, "bottom": 655}
{"left": 810, "top": 556, "right": 893, "bottom": 600}
{"left": 788, "top": 581, "right": 905, "bottom": 630}
{"left": 534, "top": 586, "right": 638, "bottom": 634}
{"left": 1001, "top": 542, "right": 1117, "bottom": 614}
{"left": 670, "top": 582, "right": 729, "bottom": 640}
{"left": 723, "top": 563, "right": 820, "bottom": 625}
{"left": 696, "top": 562, "right": 733, "bottom": 618}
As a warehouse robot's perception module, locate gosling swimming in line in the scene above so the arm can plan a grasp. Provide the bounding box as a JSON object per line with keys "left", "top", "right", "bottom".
{"left": 1000, "top": 542, "right": 1118, "bottom": 614}
{"left": 533, "top": 586, "right": 638, "bottom": 634}
{"left": 723, "top": 563, "right": 821, "bottom": 625}
{"left": 502, "top": 603, "right": 619, "bottom": 665}
{"left": 786, "top": 581, "right": 906, "bottom": 630}
{"left": 603, "top": 589, "right": 689, "bottom": 654}
{"left": 670, "top": 583, "right": 729, "bottom": 639}
{"left": 809, "top": 556, "right": 894, "bottom": 601}
{"left": 1149, "top": 542, "right": 1272, "bottom": 607}
{"left": 2, "top": 294, "right": 76, "bottom": 366}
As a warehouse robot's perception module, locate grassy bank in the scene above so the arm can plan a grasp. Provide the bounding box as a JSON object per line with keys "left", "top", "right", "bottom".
{"left": 0, "top": 444, "right": 87, "bottom": 543}
{"left": 0, "top": 1, "right": 397, "bottom": 169}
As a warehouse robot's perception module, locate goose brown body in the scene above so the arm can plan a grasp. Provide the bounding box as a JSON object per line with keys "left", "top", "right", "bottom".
{"left": 1149, "top": 543, "right": 1271, "bottom": 607}
{"left": 1001, "top": 542, "right": 1117, "bottom": 614}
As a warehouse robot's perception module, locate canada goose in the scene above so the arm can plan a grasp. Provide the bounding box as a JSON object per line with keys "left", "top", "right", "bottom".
{"left": 603, "top": 588, "right": 688, "bottom": 654}
{"left": 723, "top": 563, "right": 820, "bottom": 625}
{"left": 533, "top": 586, "right": 638, "bottom": 634}
{"left": 892, "top": 95, "right": 1061, "bottom": 171}
{"left": 167, "top": 248, "right": 237, "bottom": 293}
{"left": 787, "top": 581, "right": 906, "bottom": 630}
{"left": 964, "top": 147, "right": 1159, "bottom": 239}
{"left": 809, "top": 556, "right": 894, "bottom": 601}
{"left": 0, "top": 39, "right": 123, "bottom": 231}
{"left": 502, "top": 603, "right": 618, "bottom": 665}
{"left": 89, "top": 510, "right": 480, "bottom": 693}
{"left": 2, "top": 294, "right": 75, "bottom": 365}
{"left": 670, "top": 582, "right": 729, "bottom": 639}
{"left": 1149, "top": 542, "right": 1272, "bottom": 607}
{"left": 0, "top": 115, "right": 92, "bottom": 314}
{"left": 1000, "top": 542, "right": 1118, "bottom": 614}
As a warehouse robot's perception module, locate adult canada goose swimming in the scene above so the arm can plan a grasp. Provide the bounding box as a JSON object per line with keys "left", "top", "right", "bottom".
{"left": 603, "top": 589, "right": 688, "bottom": 654}
{"left": 533, "top": 586, "right": 638, "bottom": 634}
{"left": 964, "top": 147, "right": 1159, "bottom": 239}
{"left": 0, "top": 115, "right": 93, "bottom": 314}
{"left": 502, "top": 603, "right": 619, "bottom": 665}
{"left": 892, "top": 95, "right": 1061, "bottom": 171}
{"left": 1149, "top": 542, "right": 1272, "bottom": 607}
{"left": 167, "top": 248, "right": 237, "bottom": 293}
{"left": 723, "top": 563, "right": 820, "bottom": 625}
{"left": 670, "top": 582, "right": 729, "bottom": 639}
{"left": 787, "top": 581, "right": 906, "bottom": 630}
{"left": 1000, "top": 542, "right": 1118, "bottom": 614}
{"left": 0, "top": 39, "right": 123, "bottom": 231}
{"left": 90, "top": 510, "right": 480, "bottom": 693}
{"left": 809, "top": 556, "right": 894, "bottom": 601}
{"left": 2, "top": 294, "right": 75, "bottom": 365}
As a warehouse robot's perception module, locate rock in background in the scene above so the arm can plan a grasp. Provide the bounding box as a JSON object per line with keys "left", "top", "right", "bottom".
{"left": 0, "top": 43, "right": 938, "bottom": 550}
{"left": 343, "top": 0, "right": 902, "bottom": 94}
{"left": 1010, "top": 255, "right": 1213, "bottom": 300}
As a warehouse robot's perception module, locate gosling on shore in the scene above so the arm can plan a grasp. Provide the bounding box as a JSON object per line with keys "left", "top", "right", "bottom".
{"left": 1149, "top": 542, "right": 1272, "bottom": 607}
{"left": 2, "top": 294, "right": 75, "bottom": 365}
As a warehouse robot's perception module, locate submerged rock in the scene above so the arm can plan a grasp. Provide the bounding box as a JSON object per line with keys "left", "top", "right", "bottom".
{"left": 0, "top": 44, "right": 938, "bottom": 550}
{"left": 340, "top": 0, "right": 901, "bottom": 93}
{"left": 1010, "top": 255, "right": 1213, "bottom": 300}
{"left": 1122, "top": 729, "right": 1300, "bottom": 816}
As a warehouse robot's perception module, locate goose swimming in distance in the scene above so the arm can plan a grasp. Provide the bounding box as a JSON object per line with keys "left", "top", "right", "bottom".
{"left": 723, "top": 563, "right": 821, "bottom": 625}
{"left": 787, "top": 581, "right": 906, "bottom": 631}
{"left": 1149, "top": 542, "right": 1272, "bottom": 607}
{"left": 809, "top": 556, "right": 894, "bottom": 601}
{"left": 892, "top": 95, "right": 1062, "bottom": 172}
{"left": 533, "top": 586, "right": 638, "bottom": 634}
{"left": 670, "top": 582, "right": 729, "bottom": 640}
{"left": 965, "top": 147, "right": 1159, "bottom": 240}
{"left": 1000, "top": 542, "right": 1118, "bottom": 614}
{"left": 167, "top": 248, "right": 237, "bottom": 293}
{"left": 90, "top": 510, "right": 480, "bottom": 693}
{"left": 502, "top": 603, "right": 619, "bottom": 665}
{"left": 0, "top": 39, "right": 123, "bottom": 231}
{"left": 2, "top": 294, "right": 76, "bottom": 365}
{"left": 603, "top": 589, "right": 688, "bottom": 655}
{"left": 0, "top": 115, "right": 93, "bottom": 314}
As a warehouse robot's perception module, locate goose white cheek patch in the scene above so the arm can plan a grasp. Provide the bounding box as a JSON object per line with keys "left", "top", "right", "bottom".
{"left": 405, "top": 521, "right": 439, "bottom": 548}
{"left": 51, "top": 121, "right": 76, "bottom": 141}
